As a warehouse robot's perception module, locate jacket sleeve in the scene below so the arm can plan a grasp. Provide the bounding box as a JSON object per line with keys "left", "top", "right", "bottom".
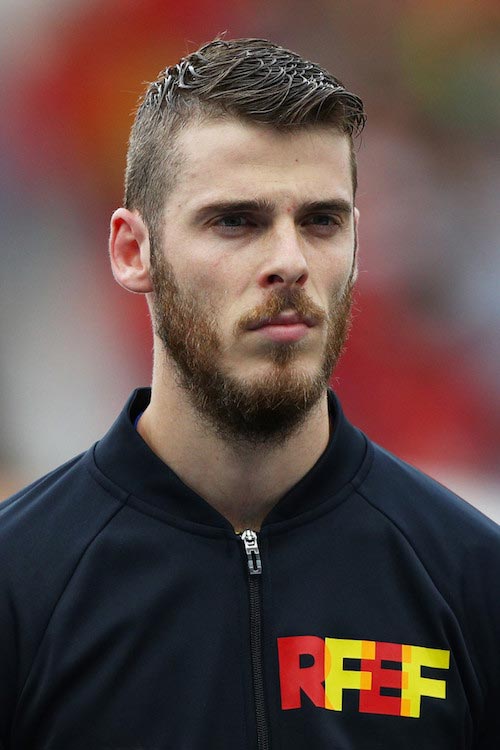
{"left": 0, "top": 567, "right": 19, "bottom": 746}
{"left": 469, "top": 524, "right": 500, "bottom": 749}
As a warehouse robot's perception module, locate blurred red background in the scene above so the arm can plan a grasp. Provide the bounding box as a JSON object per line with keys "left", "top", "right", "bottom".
{"left": 1, "top": 0, "right": 499, "bottom": 518}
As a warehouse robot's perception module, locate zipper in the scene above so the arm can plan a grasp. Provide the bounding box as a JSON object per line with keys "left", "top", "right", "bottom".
{"left": 240, "top": 530, "right": 270, "bottom": 750}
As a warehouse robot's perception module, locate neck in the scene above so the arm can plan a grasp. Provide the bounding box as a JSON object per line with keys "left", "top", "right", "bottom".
{"left": 137, "top": 362, "right": 331, "bottom": 531}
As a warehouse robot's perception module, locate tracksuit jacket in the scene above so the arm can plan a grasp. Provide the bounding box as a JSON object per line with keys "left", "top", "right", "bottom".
{"left": 0, "top": 388, "right": 499, "bottom": 749}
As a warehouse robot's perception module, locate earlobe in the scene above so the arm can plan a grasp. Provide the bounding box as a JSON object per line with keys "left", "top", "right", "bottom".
{"left": 109, "top": 208, "right": 154, "bottom": 294}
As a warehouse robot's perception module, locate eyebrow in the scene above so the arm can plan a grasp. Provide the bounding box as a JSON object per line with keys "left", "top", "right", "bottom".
{"left": 192, "top": 198, "right": 353, "bottom": 221}
{"left": 300, "top": 200, "right": 353, "bottom": 216}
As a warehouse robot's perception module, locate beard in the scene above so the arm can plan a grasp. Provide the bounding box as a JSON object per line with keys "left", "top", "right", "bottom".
{"left": 149, "top": 244, "right": 354, "bottom": 445}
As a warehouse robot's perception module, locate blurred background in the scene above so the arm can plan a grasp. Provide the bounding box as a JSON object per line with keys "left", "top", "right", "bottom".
{"left": 0, "top": 0, "right": 499, "bottom": 520}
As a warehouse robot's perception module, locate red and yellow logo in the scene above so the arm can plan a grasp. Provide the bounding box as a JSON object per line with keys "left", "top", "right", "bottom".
{"left": 278, "top": 636, "right": 450, "bottom": 718}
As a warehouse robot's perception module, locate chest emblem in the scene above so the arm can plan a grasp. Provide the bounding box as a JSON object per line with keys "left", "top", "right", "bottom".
{"left": 277, "top": 636, "right": 450, "bottom": 718}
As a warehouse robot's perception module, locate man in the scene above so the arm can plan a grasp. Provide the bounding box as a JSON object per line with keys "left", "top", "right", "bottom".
{"left": 0, "top": 38, "right": 499, "bottom": 750}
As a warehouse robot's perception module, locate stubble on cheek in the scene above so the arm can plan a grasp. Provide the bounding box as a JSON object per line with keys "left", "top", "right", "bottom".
{"left": 150, "top": 253, "right": 221, "bottom": 376}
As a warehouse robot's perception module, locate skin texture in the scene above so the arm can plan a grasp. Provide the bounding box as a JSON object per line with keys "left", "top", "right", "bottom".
{"left": 109, "top": 120, "right": 359, "bottom": 530}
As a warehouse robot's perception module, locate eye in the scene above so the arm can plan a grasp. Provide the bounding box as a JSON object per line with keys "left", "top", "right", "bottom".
{"left": 218, "top": 215, "right": 247, "bottom": 227}
{"left": 303, "top": 214, "right": 342, "bottom": 235}
{"left": 212, "top": 214, "right": 255, "bottom": 235}
{"left": 306, "top": 214, "right": 341, "bottom": 227}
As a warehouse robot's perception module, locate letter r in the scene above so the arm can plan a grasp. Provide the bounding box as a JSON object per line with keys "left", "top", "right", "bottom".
{"left": 277, "top": 636, "right": 325, "bottom": 709}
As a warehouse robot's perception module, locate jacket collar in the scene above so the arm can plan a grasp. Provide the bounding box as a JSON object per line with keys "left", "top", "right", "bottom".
{"left": 92, "top": 388, "right": 368, "bottom": 531}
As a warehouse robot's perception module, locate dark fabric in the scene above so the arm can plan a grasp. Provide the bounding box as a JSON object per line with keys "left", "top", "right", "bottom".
{"left": 0, "top": 388, "right": 499, "bottom": 749}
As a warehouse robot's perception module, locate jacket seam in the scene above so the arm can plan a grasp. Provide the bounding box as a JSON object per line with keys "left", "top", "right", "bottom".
{"left": 355, "top": 484, "right": 487, "bottom": 704}
{"left": 13, "top": 498, "right": 129, "bottom": 718}
{"left": 261, "top": 439, "right": 374, "bottom": 537}
{"left": 86, "top": 453, "right": 234, "bottom": 538}
{"left": 84, "top": 453, "right": 129, "bottom": 504}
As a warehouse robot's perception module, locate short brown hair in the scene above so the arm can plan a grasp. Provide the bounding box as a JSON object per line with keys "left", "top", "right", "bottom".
{"left": 124, "top": 38, "right": 366, "bottom": 240}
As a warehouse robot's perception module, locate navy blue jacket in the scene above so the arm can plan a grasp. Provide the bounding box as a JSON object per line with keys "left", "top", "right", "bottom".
{"left": 1, "top": 388, "right": 499, "bottom": 749}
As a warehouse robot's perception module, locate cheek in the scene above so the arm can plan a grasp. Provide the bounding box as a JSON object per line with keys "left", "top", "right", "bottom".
{"left": 313, "top": 257, "right": 353, "bottom": 297}
{"left": 184, "top": 271, "right": 230, "bottom": 326}
{"left": 197, "top": 257, "right": 250, "bottom": 310}
{"left": 181, "top": 250, "right": 230, "bottom": 290}
{"left": 334, "top": 249, "right": 357, "bottom": 284}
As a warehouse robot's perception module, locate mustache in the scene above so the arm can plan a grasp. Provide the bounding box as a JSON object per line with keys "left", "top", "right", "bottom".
{"left": 236, "top": 287, "right": 327, "bottom": 334}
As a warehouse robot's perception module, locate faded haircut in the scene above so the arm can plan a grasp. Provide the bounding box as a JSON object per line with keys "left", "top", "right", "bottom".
{"left": 124, "top": 37, "right": 366, "bottom": 244}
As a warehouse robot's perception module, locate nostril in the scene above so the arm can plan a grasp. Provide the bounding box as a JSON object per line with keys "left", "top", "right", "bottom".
{"left": 268, "top": 274, "right": 284, "bottom": 285}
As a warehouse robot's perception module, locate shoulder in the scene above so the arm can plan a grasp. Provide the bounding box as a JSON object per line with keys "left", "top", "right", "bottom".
{"left": 357, "top": 440, "right": 500, "bottom": 725}
{"left": 0, "top": 427, "right": 137, "bottom": 740}
{"left": 359, "top": 440, "right": 500, "bottom": 663}
{"left": 358, "top": 440, "right": 500, "bottom": 547}
{"left": 0, "top": 446, "right": 126, "bottom": 605}
{"left": 0, "top": 448, "right": 124, "bottom": 552}
{"left": 0, "top": 449, "right": 126, "bottom": 710}
{"left": 356, "top": 439, "right": 500, "bottom": 624}
{"left": 0, "top": 447, "right": 127, "bottom": 601}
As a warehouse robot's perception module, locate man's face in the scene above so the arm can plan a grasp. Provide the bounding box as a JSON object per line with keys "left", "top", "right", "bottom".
{"left": 149, "top": 119, "right": 358, "bottom": 443}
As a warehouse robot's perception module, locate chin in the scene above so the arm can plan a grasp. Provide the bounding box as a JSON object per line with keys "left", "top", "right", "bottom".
{"left": 211, "top": 362, "right": 329, "bottom": 444}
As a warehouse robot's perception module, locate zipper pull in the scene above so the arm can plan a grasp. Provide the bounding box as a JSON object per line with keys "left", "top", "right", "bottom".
{"left": 240, "top": 529, "right": 262, "bottom": 576}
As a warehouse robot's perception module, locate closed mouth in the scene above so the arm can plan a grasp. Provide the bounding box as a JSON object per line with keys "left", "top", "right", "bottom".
{"left": 247, "top": 312, "right": 317, "bottom": 331}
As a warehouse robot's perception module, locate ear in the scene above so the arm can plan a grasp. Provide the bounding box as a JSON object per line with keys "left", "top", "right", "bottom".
{"left": 109, "top": 208, "right": 154, "bottom": 293}
{"left": 350, "top": 207, "right": 360, "bottom": 284}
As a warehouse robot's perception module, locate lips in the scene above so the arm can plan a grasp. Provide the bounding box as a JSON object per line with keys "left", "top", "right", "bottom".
{"left": 247, "top": 312, "right": 317, "bottom": 331}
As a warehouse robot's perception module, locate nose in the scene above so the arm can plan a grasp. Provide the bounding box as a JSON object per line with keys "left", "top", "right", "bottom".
{"left": 257, "top": 226, "right": 309, "bottom": 289}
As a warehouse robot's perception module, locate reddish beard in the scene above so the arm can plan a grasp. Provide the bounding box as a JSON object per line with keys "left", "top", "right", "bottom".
{"left": 149, "top": 247, "right": 353, "bottom": 444}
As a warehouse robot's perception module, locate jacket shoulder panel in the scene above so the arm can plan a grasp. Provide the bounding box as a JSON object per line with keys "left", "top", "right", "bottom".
{"left": 358, "top": 443, "right": 500, "bottom": 703}
{"left": 0, "top": 450, "right": 125, "bottom": 738}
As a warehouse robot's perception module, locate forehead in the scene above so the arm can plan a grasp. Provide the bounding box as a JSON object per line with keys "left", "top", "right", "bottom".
{"left": 167, "top": 119, "right": 354, "bottom": 211}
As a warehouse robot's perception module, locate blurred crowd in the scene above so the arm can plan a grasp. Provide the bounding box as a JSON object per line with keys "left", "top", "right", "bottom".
{"left": 0, "top": 0, "right": 499, "bottom": 518}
